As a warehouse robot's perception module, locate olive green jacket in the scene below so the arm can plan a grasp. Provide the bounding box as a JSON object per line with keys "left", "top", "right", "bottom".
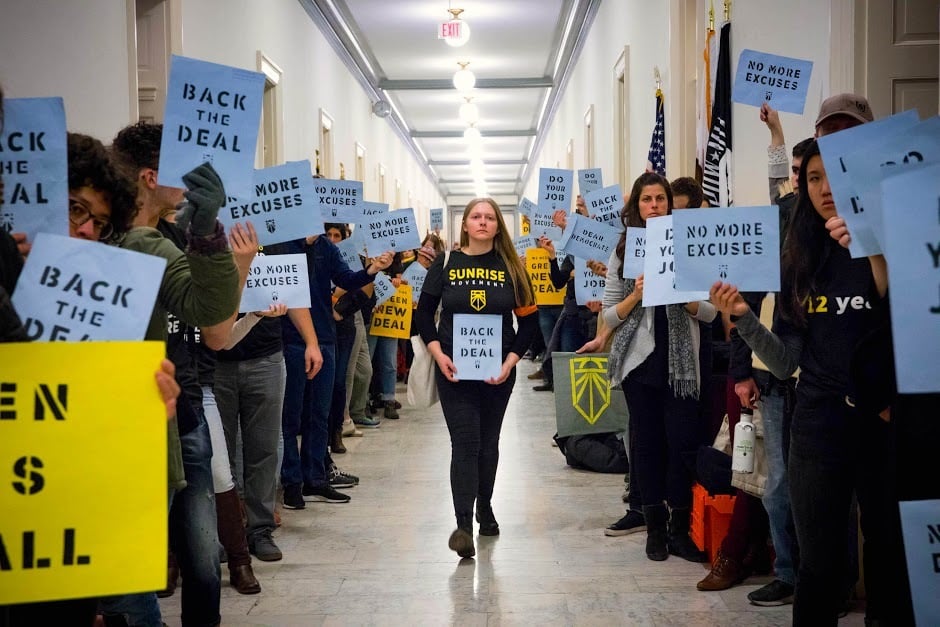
{"left": 119, "top": 226, "right": 239, "bottom": 489}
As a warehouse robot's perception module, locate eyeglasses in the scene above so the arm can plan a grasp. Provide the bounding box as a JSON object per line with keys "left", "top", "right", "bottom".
{"left": 69, "top": 200, "right": 113, "bottom": 239}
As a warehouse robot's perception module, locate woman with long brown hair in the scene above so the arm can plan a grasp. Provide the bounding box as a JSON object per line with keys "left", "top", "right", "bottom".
{"left": 415, "top": 198, "right": 538, "bottom": 558}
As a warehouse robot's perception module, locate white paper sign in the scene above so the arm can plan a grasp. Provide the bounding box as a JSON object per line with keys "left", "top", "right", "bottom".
{"left": 363, "top": 207, "right": 421, "bottom": 255}
{"left": 642, "top": 215, "right": 709, "bottom": 306}
{"left": 12, "top": 233, "right": 166, "bottom": 341}
{"left": 314, "top": 178, "right": 363, "bottom": 223}
{"left": 239, "top": 253, "right": 310, "bottom": 313}
{"left": 452, "top": 313, "right": 502, "bottom": 381}
{"left": 583, "top": 184, "right": 624, "bottom": 227}
{"left": 577, "top": 168, "right": 603, "bottom": 195}
{"left": 401, "top": 262, "right": 428, "bottom": 304}
{"left": 517, "top": 197, "right": 537, "bottom": 219}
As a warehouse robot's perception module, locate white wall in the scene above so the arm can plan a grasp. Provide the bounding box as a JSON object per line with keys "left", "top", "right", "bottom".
{"left": 0, "top": 0, "right": 444, "bottom": 231}
{"left": 526, "top": 0, "right": 834, "bottom": 207}
{"left": 0, "top": 0, "right": 133, "bottom": 141}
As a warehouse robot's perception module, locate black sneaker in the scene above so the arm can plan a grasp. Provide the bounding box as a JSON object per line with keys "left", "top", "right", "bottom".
{"left": 747, "top": 579, "right": 795, "bottom": 606}
{"left": 532, "top": 382, "right": 553, "bottom": 392}
{"left": 248, "top": 530, "right": 282, "bottom": 561}
{"left": 604, "top": 510, "right": 646, "bottom": 537}
{"left": 329, "top": 463, "right": 359, "bottom": 488}
{"left": 282, "top": 484, "right": 305, "bottom": 510}
{"left": 384, "top": 401, "right": 399, "bottom": 420}
{"left": 302, "top": 483, "right": 351, "bottom": 503}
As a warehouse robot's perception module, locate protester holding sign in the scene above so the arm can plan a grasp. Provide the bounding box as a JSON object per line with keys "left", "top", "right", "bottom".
{"left": 579, "top": 172, "right": 716, "bottom": 564}
{"left": 710, "top": 140, "right": 912, "bottom": 624}
{"left": 268, "top": 232, "right": 392, "bottom": 509}
{"left": 416, "top": 198, "right": 538, "bottom": 559}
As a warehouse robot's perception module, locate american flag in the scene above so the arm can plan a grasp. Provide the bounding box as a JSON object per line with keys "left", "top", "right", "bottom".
{"left": 646, "top": 89, "right": 666, "bottom": 176}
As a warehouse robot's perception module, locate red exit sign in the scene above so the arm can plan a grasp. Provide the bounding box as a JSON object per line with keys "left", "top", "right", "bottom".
{"left": 438, "top": 21, "right": 463, "bottom": 40}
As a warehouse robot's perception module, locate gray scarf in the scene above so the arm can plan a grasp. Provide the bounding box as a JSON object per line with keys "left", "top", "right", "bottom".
{"left": 607, "top": 278, "right": 699, "bottom": 398}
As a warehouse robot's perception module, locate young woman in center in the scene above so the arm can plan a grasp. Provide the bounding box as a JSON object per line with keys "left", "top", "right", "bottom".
{"left": 416, "top": 198, "right": 538, "bottom": 559}
{"left": 580, "top": 172, "right": 716, "bottom": 563}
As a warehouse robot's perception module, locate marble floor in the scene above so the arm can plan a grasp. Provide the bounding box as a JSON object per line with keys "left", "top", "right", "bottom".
{"left": 159, "top": 359, "right": 866, "bottom": 626}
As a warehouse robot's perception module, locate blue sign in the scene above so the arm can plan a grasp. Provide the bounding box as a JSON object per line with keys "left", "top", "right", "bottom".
{"left": 578, "top": 168, "right": 603, "bottom": 195}
{"left": 159, "top": 55, "right": 265, "bottom": 198}
{"left": 401, "top": 262, "right": 428, "bottom": 304}
{"left": 372, "top": 271, "right": 395, "bottom": 306}
{"left": 360, "top": 201, "right": 389, "bottom": 218}
{"left": 583, "top": 184, "right": 624, "bottom": 227}
{"left": 429, "top": 208, "right": 444, "bottom": 232}
{"left": 732, "top": 49, "right": 814, "bottom": 114}
{"left": 452, "top": 313, "right": 502, "bottom": 381}
{"left": 518, "top": 197, "right": 537, "bottom": 219}
{"left": 622, "top": 227, "right": 646, "bottom": 279}
{"left": 219, "top": 160, "right": 321, "bottom": 246}
{"left": 363, "top": 208, "right": 421, "bottom": 255}
{"left": 513, "top": 235, "right": 536, "bottom": 258}
{"left": 880, "top": 164, "right": 940, "bottom": 394}
{"left": 899, "top": 499, "right": 940, "bottom": 625}
{"left": 558, "top": 213, "right": 622, "bottom": 263}
{"left": 12, "top": 233, "right": 166, "bottom": 341}
{"left": 534, "top": 168, "right": 573, "bottom": 238}
{"left": 334, "top": 236, "right": 364, "bottom": 270}
{"left": 573, "top": 257, "right": 605, "bottom": 305}
{"left": 818, "top": 109, "right": 920, "bottom": 258}
{"left": 673, "top": 205, "right": 780, "bottom": 292}
{"left": 0, "top": 98, "right": 68, "bottom": 241}
{"left": 837, "top": 115, "right": 940, "bottom": 256}
{"left": 643, "top": 215, "right": 709, "bottom": 307}
{"left": 239, "top": 253, "right": 310, "bottom": 313}
{"left": 314, "top": 178, "right": 363, "bottom": 224}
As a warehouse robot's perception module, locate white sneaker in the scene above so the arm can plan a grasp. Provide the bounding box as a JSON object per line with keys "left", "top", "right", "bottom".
{"left": 342, "top": 419, "right": 363, "bottom": 437}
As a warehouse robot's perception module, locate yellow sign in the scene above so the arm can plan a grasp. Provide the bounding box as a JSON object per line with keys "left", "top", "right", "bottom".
{"left": 0, "top": 341, "right": 167, "bottom": 604}
{"left": 525, "top": 247, "right": 565, "bottom": 306}
{"left": 570, "top": 356, "right": 612, "bottom": 424}
{"left": 520, "top": 214, "right": 530, "bottom": 236}
{"left": 370, "top": 285, "right": 413, "bottom": 339}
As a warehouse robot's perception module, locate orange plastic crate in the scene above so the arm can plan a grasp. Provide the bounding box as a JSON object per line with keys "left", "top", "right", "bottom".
{"left": 691, "top": 483, "right": 737, "bottom": 564}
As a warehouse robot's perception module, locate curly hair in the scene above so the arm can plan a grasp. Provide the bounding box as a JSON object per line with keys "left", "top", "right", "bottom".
{"left": 111, "top": 121, "right": 163, "bottom": 171}
{"left": 615, "top": 172, "right": 673, "bottom": 260}
{"left": 68, "top": 133, "right": 138, "bottom": 236}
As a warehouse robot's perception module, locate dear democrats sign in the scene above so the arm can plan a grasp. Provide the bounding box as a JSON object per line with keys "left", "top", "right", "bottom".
{"left": 558, "top": 213, "right": 622, "bottom": 263}
{"left": 159, "top": 55, "right": 265, "bottom": 197}
{"left": 673, "top": 206, "right": 780, "bottom": 292}
{"left": 12, "top": 234, "right": 166, "bottom": 341}
{"left": 0, "top": 98, "right": 68, "bottom": 240}
{"left": 218, "top": 160, "right": 321, "bottom": 246}
{"left": 732, "top": 49, "right": 813, "bottom": 114}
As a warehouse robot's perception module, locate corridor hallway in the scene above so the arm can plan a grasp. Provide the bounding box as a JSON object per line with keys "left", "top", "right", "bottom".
{"left": 157, "top": 361, "right": 863, "bottom": 626}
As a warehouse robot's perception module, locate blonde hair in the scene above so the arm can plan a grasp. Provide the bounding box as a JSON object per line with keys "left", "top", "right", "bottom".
{"left": 459, "top": 198, "right": 535, "bottom": 308}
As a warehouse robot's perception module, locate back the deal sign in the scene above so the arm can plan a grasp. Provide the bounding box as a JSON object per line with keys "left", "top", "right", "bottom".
{"left": 12, "top": 234, "right": 166, "bottom": 342}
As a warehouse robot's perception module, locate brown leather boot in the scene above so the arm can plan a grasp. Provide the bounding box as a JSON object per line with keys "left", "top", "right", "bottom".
{"left": 331, "top": 430, "right": 347, "bottom": 454}
{"left": 215, "top": 488, "right": 261, "bottom": 594}
{"left": 696, "top": 549, "right": 747, "bottom": 591}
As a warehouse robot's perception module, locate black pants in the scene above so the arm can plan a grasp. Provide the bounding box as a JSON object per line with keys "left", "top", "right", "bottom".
{"left": 623, "top": 377, "right": 701, "bottom": 509}
{"left": 436, "top": 368, "right": 516, "bottom": 518}
{"left": 788, "top": 395, "right": 912, "bottom": 626}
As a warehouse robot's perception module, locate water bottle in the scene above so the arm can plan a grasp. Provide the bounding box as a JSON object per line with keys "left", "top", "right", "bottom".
{"left": 732, "top": 409, "right": 756, "bottom": 473}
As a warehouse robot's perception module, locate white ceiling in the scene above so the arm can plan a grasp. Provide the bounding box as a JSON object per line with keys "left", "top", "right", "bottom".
{"left": 299, "top": 0, "right": 600, "bottom": 207}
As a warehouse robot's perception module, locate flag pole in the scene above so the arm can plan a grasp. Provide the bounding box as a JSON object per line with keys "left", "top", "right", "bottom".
{"left": 708, "top": 0, "right": 715, "bottom": 32}
{"left": 723, "top": 0, "right": 731, "bottom": 21}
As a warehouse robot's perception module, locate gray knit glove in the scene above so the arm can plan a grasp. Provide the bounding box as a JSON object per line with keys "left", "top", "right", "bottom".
{"left": 176, "top": 162, "right": 226, "bottom": 237}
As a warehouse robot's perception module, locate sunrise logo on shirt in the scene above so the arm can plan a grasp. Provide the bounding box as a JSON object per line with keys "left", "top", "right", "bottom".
{"left": 470, "top": 289, "right": 486, "bottom": 311}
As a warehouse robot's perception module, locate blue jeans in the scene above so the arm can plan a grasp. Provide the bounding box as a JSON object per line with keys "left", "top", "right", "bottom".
{"left": 367, "top": 334, "right": 397, "bottom": 401}
{"left": 537, "top": 305, "right": 562, "bottom": 348}
{"left": 759, "top": 386, "right": 796, "bottom": 586}
{"left": 213, "top": 351, "right": 286, "bottom": 540}
{"left": 282, "top": 341, "right": 335, "bottom": 488}
{"left": 170, "top": 414, "right": 221, "bottom": 627}
{"left": 543, "top": 307, "right": 592, "bottom": 384}
{"left": 98, "top": 591, "right": 162, "bottom": 627}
